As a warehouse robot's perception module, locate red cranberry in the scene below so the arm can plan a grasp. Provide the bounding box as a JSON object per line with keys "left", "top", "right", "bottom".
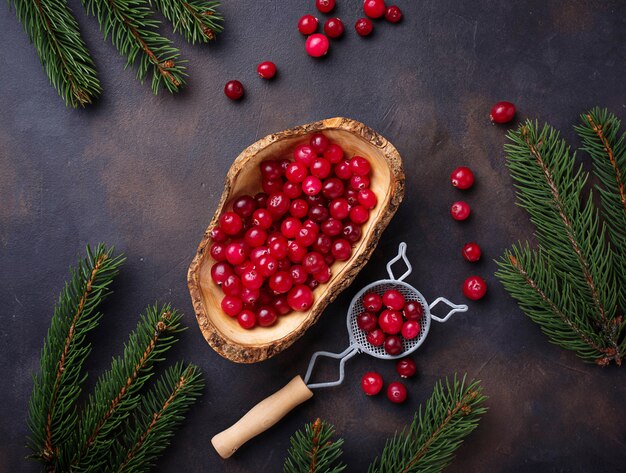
{"left": 324, "top": 17, "right": 344, "bottom": 38}
{"left": 237, "top": 309, "right": 256, "bottom": 329}
{"left": 367, "top": 328, "right": 385, "bottom": 346}
{"left": 342, "top": 222, "right": 362, "bottom": 243}
{"left": 262, "top": 178, "right": 283, "bottom": 195}
{"left": 260, "top": 161, "right": 283, "bottom": 180}
{"left": 363, "top": 292, "right": 383, "bottom": 312}
{"left": 288, "top": 240, "right": 308, "bottom": 263}
{"left": 298, "top": 14, "right": 318, "bottom": 35}
{"left": 308, "top": 204, "right": 329, "bottom": 223}
{"left": 314, "top": 265, "right": 331, "bottom": 283}
{"left": 269, "top": 270, "right": 293, "bottom": 294}
{"left": 286, "top": 162, "right": 308, "bottom": 183}
{"left": 322, "top": 177, "right": 345, "bottom": 199}
{"left": 331, "top": 238, "right": 352, "bottom": 261}
{"left": 311, "top": 158, "right": 332, "bottom": 179}
{"left": 355, "top": 17, "right": 374, "bottom": 36}
{"left": 324, "top": 253, "right": 335, "bottom": 266}
{"left": 324, "top": 144, "right": 344, "bottom": 163}
{"left": 451, "top": 201, "right": 471, "bottom": 221}
{"left": 313, "top": 233, "right": 332, "bottom": 254}
{"left": 384, "top": 335, "right": 403, "bottom": 355}
{"left": 303, "top": 251, "right": 325, "bottom": 274}
{"left": 305, "top": 193, "right": 327, "bottom": 208}
{"left": 287, "top": 285, "right": 314, "bottom": 311}
{"left": 257, "top": 255, "right": 278, "bottom": 277}
{"left": 222, "top": 274, "right": 242, "bottom": 297}
{"left": 302, "top": 176, "right": 323, "bottom": 195}
{"left": 295, "top": 227, "right": 317, "bottom": 247}
{"left": 290, "top": 199, "right": 309, "bottom": 219}
{"left": 257, "top": 306, "right": 278, "bottom": 327}
{"left": 396, "top": 358, "right": 417, "bottom": 378}
{"left": 290, "top": 265, "right": 308, "bottom": 285}
{"left": 379, "top": 309, "right": 403, "bottom": 334}
{"left": 382, "top": 289, "right": 405, "bottom": 310}
{"left": 310, "top": 133, "right": 330, "bottom": 153}
{"left": 224, "top": 80, "right": 244, "bottom": 100}
{"left": 210, "top": 242, "right": 226, "bottom": 261}
{"left": 357, "top": 312, "right": 378, "bottom": 332}
{"left": 283, "top": 181, "right": 303, "bottom": 199}
{"left": 463, "top": 276, "right": 488, "bottom": 300}
{"left": 225, "top": 242, "right": 246, "bottom": 265}
{"left": 450, "top": 166, "right": 475, "bottom": 190}
{"left": 349, "top": 156, "right": 371, "bottom": 176}
{"left": 257, "top": 61, "right": 277, "bottom": 80}
{"left": 267, "top": 192, "right": 291, "bottom": 218}
{"left": 244, "top": 227, "right": 267, "bottom": 247}
{"left": 294, "top": 144, "right": 316, "bottom": 166}
{"left": 307, "top": 277, "right": 320, "bottom": 290}
{"left": 211, "top": 227, "right": 227, "bottom": 243}
{"left": 252, "top": 208, "right": 273, "bottom": 229}
{"left": 361, "top": 371, "right": 383, "bottom": 395}
{"left": 321, "top": 218, "right": 343, "bottom": 236}
{"left": 268, "top": 235, "right": 289, "bottom": 259}
{"left": 334, "top": 160, "right": 352, "bottom": 180}
{"left": 234, "top": 260, "right": 254, "bottom": 277}
{"left": 240, "top": 287, "right": 260, "bottom": 305}
{"left": 232, "top": 195, "right": 257, "bottom": 218}
{"left": 462, "top": 242, "right": 482, "bottom": 262}
{"left": 345, "top": 188, "right": 359, "bottom": 206}
{"left": 281, "top": 217, "right": 302, "bottom": 239}
{"left": 363, "top": 0, "right": 386, "bottom": 18}
{"left": 357, "top": 189, "right": 377, "bottom": 209}
{"left": 329, "top": 198, "right": 350, "bottom": 220}
{"left": 241, "top": 268, "right": 263, "bottom": 290}
{"left": 401, "top": 320, "right": 421, "bottom": 339}
{"left": 350, "top": 174, "right": 370, "bottom": 190}
{"left": 254, "top": 192, "right": 269, "bottom": 208}
{"left": 273, "top": 294, "right": 291, "bottom": 315}
{"left": 403, "top": 301, "right": 423, "bottom": 320}
{"left": 221, "top": 295, "right": 243, "bottom": 317}
{"left": 305, "top": 34, "right": 330, "bottom": 58}
{"left": 316, "top": 0, "right": 335, "bottom": 13}
{"left": 349, "top": 205, "right": 369, "bottom": 224}
{"left": 386, "top": 381, "right": 407, "bottom": 403}
{"left": 250, "top": 246, "right": 269, "bottom": 264}
{"left": 490, "top": 101, "right": 516, "bottom": 124}
{"left": 385, "top": 5, "right": 402, "bottom": 22}
{"left": 219, "top": 212, "right": 243, "bottom": 235}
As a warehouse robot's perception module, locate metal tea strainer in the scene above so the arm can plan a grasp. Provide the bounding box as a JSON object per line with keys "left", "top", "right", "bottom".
{"left": 211, "top": 242, "right": 468, "bottom": 459}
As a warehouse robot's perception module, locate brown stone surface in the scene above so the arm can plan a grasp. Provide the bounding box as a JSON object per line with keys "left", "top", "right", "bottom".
{"left": 1, "top": 1, "right": 625, "bottom": 472}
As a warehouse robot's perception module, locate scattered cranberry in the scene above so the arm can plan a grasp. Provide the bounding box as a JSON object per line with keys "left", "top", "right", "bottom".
{"left": 490, "top": 101, "right": 516, "bottom": 124}
{"left": 363, "top": 0, "right": 386, "bottom": 19}
{"left": 386, "top": 381, "right": 407, "bottom": 403}
{"left": 237, "top": 309, "right": 256, "bottom": 329}
{"left": 298, "top": 14, "right": 318, "bottom": 35}
{"left": 403, "top": 301, "right": 423, "bottom": 320}
{"left": 367, "top": 328, "right": 385, "bottom": 346}
{"left": 401, "top": 320, "right": 420, "bottom": 339}
{"left": 324, "top": 17, "right": 344, "bottom": 38}
{"left": 305, "top": 34, "right": 330, "bottom": 58}
{"left": 224, "top": 80, "right": 244, "bottom": 100}
{"left": 450, "top": 201, "right": 471, "bottom": 221}
{"left": 450, "top": 166, "right": 475, "bottom": 190}
{"left": 384, "top": 335, "right": 403, "bottom": 355}
{"left": 462, "top": 242, "right": 482, "bottom": 262}
{"left": 361, "top": 372, "right": 383, "bottom": 395}
{"left": 316, "top": 0, "right": 335, "bottom": 13}
{"left": 385, "top": 5, "right": 402, "bottom": 22}
{"left": 396, "top": 358, "right": 417, "bottom": 378}
{"left": 463, "top": 276, "right": 488, "bottom": 300}
{"left": 382, "top": 289, "right": 405, "bottom": 310}
{"left": 257, "top": 61, "right": 277, "bottom": 80}
{"left": 355, "top": 17, "right": 374, "bottom": 36}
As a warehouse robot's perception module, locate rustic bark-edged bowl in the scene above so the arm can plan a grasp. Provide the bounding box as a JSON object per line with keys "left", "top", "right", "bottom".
{"left": 187, "top": 117, "right": 404, "bottom": 363}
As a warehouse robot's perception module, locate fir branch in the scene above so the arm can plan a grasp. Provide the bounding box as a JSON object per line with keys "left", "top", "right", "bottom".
{"left": 68, "top": 304, "right": 184, "bottom": 471}
{"left": 81, "top": 0, "right": 186, "bottom": 94}
{"left": 10, "top": 0, "right": 101, "bottom": 107}
{"left": 149, "top": 0, "right": 223, "bottom": 44}
{"left": 368, "top": 375, "right": 486, "bottom": 473}
{"left": 284, "top": 418, "right": 346, "bottom": 473}
{"left": 113, "top": 362, "right": 204, "bottom": 472}
{"left": 27, "top": 244, "right": 124, "bottom": 470}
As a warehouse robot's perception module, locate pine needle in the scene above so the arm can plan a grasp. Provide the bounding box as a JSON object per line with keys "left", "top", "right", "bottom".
{"left": 150, "top": 0, "right": 223, "bottom": 44}
{"left": 284, "top": 418, "right": 346, "bottom": 473}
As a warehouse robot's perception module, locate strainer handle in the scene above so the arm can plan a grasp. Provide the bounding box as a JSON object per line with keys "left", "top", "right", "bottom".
{"left": 429, "top": 297, "right": 468, "bottom": 323}
{"left": 387, "top": 242, "right": 412, "bottom": 281}
{"left": 303, "top": 345, "right": 359, "bottom": 389}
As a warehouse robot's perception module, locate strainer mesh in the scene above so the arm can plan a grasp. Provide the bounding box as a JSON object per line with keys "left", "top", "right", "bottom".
{"left": 347, "top": 279, "right": 431, "bottom": 359}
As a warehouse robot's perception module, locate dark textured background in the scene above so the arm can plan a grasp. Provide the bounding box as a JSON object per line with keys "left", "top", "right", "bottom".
{"left": 1, "top": 0, "right": 626, "bottom": 471}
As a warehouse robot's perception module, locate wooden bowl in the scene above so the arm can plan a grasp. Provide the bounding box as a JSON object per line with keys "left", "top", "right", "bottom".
{"left": 187, "top": 117, "right": 404, "bottom": 363}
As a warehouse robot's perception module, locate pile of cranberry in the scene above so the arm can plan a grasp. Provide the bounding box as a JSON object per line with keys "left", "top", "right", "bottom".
{"left": 210, "top": 133, "right": 378, "bottom": 330}
{"left": 356, "top": 288, "right": 423, "bottom": 354}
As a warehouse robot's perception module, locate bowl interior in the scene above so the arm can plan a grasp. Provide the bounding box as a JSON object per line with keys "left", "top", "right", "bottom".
{"left": 196, "top": 128, "right": 394, "bottom": 347}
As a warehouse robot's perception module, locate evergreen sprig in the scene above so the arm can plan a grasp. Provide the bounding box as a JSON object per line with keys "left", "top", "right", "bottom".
{"left": 10, "top": 0, "right": 101, "bottom": 107}
{"left": 368, "top": 376, "right": 486, "bottom": 473}
{"left": 27, "top": 244, "right": 125, "bottom": 469}
{"left": 284, "top": 418, "right": 346, "bottom": 473}
{"left": 496, "top": 113, "right": 626, "bottom": 366}
{"left": 150, "top": 0, "right": 223, "bottom": 44}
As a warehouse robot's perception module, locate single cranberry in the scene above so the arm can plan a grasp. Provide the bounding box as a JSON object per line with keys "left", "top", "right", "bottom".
{"left": 308, "top": 204, "right": 329, "bottom": 223}
{"left": 303, "top": 251, "right": 325, "bottom": 274}
{"left": 222, "top": 274, "right": 242, "bottom": 297}
{"left": 294, "top": 227, "right": 316, "bottom": 248}
{"left": 234, "top": 260, "right": 254, "bottom": 277}
{"left": 287, "top": 285, "right": 314, "bottom": 311}
{"left": 225, "top": 242, "right": 246, "bottom": 265}
{"left": 254, "top": 192, "right": 269, "bottom": 208}
{"left": 314, "top": 265, "right": 331, "bottom": 283}
{"left": 262, "top": 178, "right": 283, "bottom": 195}
{"left": 403, "top": 301, "right": 423, "bottom": 320}
{"left": 252, "top": 209, "right": 273, "bottom": 229}
{"left": 289, "top": 265, "right": 308, "bottom": 285}
{"left": 384, "top": 335, "right": 403, "bottom": 356}
{"left": 210, "top": 242, "right": 226, "bottom": 261}
{"left": 379, "top": 309, "right": 403, "bottom": 334}
{"left": 287, "top": 240, "right": 308, "bottom": 263}
{"left": 302, "top": 176, "right": 323, "bottom": 195}
{"left": 363, "top": 0, "right": 386, "bottom": 18}
{"left": 384, "top": 5, "right": 402, "bottom": 22}
{"left": 450, "top": 166, "right": 475, "bottom": 190}
{"left": 311, "top": 158, "right": 332, "bottom": 179}
{"left": 361, "top": 371, "right": 383, "bottom": 395}
{"left": 241, "top": 268, "right": 263, "bottom": 290}
{"left": 451, "top": 201, "right": 471, "bottom": 221}
{"left": 321, "top": 218, "right": 343, "bottom": 236}
{"left": 357, "top": 189, "right": 377, "bottom": 209}
{"left": 237, "top": 309, "right": 256, "bottom": 329}
{"left": 366, "top": 328, "right": 385, "bottom": 346}
{"left": 307, "top": 277, "right": 320, "bottom": 290}
{"left": 280, "top": 217, "right": 301, "bottom": 239}
{"left": 334, "top": 160, "right": 353, "bottom": 180}
{"left": 257, "top": 306, "right": 278, "bottom": 327}
{"left": 290, "top": 199, "right": 309, "bottom": 219}
{"left": 341, "top": 223, "right": 360, "bottom": 244}
{"left": 221, "top": 295, "right": 243, "bottom": 317}
{"left": 304, "top": 193, "right": 327, "bottom": 207}
{"left": 269, "top": 270, "right": 293, "bottom": 294}
{"left": 219, "top": 212, "right": 243, "bottom": 235}
{"left": 260, "top": 161, "right": 283, "bottom": 180}
{"left": 267, "top": 192, "right": 291, "bottom": 218}
{"left": 329, "top": 198, "right": 350, "bottom": 220}
{"left": 257, "top": 61, "right": 277, "bottom": 80}
{"left": 396, "top": 358, "right": 417, "bottom": 378}
{"left": 224, "top": 80, "right": 244, "bottom": 100}
{"left": 355, "top": 17, "right": 374, "bottom": 36}
{"left": 402, "top": 320, "right": 421, "bottom": 339}
{"left": 350, "top": 174, "right": 370, "bottom": 190}
{"left": 316, "top": 0, "right": 335, "bottom": 13}
{"left": 269, "top": 235, "right": 289, "bottom": 259}
{"left": 244, "top": 227, "right": 267, "bottom": 247}
{"left": 286, "top": 162, "right": 308, "bottom": 183}
{"left": 463, "top": 276, "right": 488, "bottom": 300}
{"left": 357, "top": 312, "right": 378, "bottom": 332}
{"left": 462, "top": 242, "right": 482, "bottom": 262}
{"left": 324, "top": 253, "right": 335, "bottom": 266}
{"left": 313, "top": 233, "right": 332, "bottom": 254}
{"left": 310, "top": 133, "right": 330, "bottom": 153}
{"left": 324, "top": 144, "right": 344, "bottom": 163}
{"left": 305, "top": 34, "right": 330, "bottom": 58}
{"left": 387, "top": 381, "right": 407, "bottom": 403}
{"left": 232, "top": 195, "right": 257, "bottom": 218}
{"left": 490, "top": 101, "right": 516, "bottom": 124}
{"left": 349, "top": 156, "right": 371, "bottom": 176}
{"left": 283, "top": 181, "right": 303, "bottom": 199}
{"left": 298, "top": 14, "right": 318, "bottom": 35}
{"left": 363, "top": 292, "right": 383, "bottom": 312}
{"left": 257, "top": 255, "right": 278, "bottom": 278}
{"left": 273, "top": 294, "right": 291, "bottom": 315}
{"left": 250, "top": 246, "right": 269, "bottom": 264}
{"left": 294, "top": 144, "right": 316, "bottom": 166}
{"left": 210, "top": 226, "right": 227, "bottom": 243}
{"left": 331, "top": 239, "right": 352, "bottom": 261}
{"left": 383, "top": 289, "right": 405, "bottom": 310}
{"left": 322, "top": 177, "right": 345, "bottom": 199}
{"left": 324, "top": 17, "right": 344, "bottom": 38}
{"left": 240, "top": 287, "right": 260, "bottom": 305}
{"left": 345, "top": 188, "right": 359, "bottom": 206}
{"left": 349, "top": 205, "right": 369, "bottom": 224}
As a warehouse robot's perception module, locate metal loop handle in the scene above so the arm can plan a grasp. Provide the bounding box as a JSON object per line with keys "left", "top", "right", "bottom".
{"left": 303, "top": 345, "right": 359, "bottom": 389}
{"left": 386, "top": 242, "right": 412, "bottom": 282}
{"left": 429, "top": 297, "right": 468, "bottom": 323}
